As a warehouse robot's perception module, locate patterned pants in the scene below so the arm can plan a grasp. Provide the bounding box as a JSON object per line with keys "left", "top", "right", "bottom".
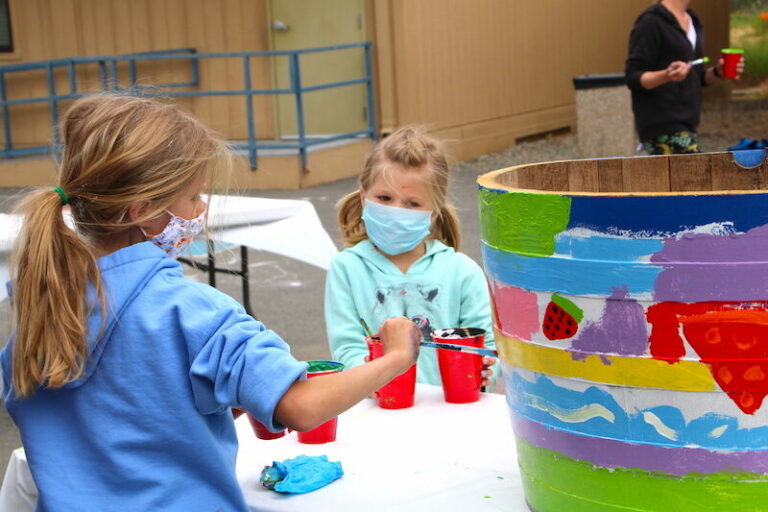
{"left": 642, "top": 131, "right": 700, "bottom": 155}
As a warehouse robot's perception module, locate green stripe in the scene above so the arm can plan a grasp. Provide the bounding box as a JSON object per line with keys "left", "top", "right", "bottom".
{"left": 516, "top": 437, "right": 768, "bottom": 512}
{"left": 478, "top": 188, "right": 571, "bottom": 257}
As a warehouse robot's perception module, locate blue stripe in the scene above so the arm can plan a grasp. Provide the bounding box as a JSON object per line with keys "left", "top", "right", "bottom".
{"left": 554, "top": 232, "right": 663, "bottom": 261}
{"left": 503, "top": 364, "right": 768, "bottom": 450}
{"left": 482, "top": 243, "right": 661, "bottom": 295}
{"left": 567, "top": 194, "right": 768, "bottom": 235}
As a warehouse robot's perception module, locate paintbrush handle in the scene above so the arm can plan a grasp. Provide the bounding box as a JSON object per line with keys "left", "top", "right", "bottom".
{"left": 420, "top": 340, "right": 498, "bottom": 358}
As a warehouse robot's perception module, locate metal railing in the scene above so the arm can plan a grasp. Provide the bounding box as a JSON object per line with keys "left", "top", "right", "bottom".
{"left": 0, "top": 42, "right": 377, "bottom": 170}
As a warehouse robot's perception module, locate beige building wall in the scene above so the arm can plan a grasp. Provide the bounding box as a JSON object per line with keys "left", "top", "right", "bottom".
{"left": 0, "top": 0, "right": 731, "bottom": 187}
{"left": 0, "top": 0, "right": 273, "bottom": 147}
{"left": 371, "top": 0, "right": 729, "bottom": 161}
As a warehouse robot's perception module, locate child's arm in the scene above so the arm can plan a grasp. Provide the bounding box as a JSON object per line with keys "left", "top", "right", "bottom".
{"left": 275, "top": 316, "right": 420, "bottom": 432}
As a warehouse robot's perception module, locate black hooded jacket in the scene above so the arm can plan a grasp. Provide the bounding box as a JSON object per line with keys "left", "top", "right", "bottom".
{"left": 625, "top": 3, "right": 707, "bottom": 141}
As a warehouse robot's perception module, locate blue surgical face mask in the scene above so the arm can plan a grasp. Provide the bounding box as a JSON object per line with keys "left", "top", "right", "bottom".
{"left": 361, "top": 199, "right": 432, "bottom": 255}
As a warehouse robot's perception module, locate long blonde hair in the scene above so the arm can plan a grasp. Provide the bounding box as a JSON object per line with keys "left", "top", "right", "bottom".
{"left": 10, "top": 94, "right": 230, "bottom": 398}
{"left": 337, "top": 126, "right": 461, "bottom": 249}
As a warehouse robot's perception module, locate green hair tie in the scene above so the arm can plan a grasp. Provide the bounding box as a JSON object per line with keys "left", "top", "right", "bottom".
{"left": 53, "top": 186, "right": 69, "bottom": 206}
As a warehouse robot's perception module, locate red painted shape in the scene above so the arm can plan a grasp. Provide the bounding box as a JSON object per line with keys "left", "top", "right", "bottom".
{"left": 647, "top": 301, "right": 768, "bottom": 414}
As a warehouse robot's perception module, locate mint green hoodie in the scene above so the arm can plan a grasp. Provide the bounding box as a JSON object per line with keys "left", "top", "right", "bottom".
{"left": 324, "top": 239, "right": 495, "bottom": 385}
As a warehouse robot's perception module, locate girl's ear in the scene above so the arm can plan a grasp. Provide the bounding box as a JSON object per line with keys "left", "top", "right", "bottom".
{"left": 358, "top": 187, "right": 366, "bottom": 208}
{"left": 128, "top": 201, "right": 153, "bottom": 229}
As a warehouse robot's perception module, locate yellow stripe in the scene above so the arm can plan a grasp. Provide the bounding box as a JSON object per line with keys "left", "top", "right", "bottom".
{"left": 497, "top": 333, "right": 716, "bottom": 391}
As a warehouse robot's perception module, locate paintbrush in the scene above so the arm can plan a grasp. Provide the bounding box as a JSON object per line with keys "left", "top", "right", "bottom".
{"left": 420, "top": 340, "right": 498, "bottom": 358}
{"left": 359, "top": 317, "right": 374, "bottom": 338}
{"left": 688, "top": 56, "right": 709, "bottom": 66}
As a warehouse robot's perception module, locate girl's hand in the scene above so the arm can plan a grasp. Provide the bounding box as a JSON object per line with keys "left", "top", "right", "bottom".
{"left": 481, "top": 356, "right": 496, "bottom": 388}
{"left": 378, "top": 316, "right": 420, "bottom": 368}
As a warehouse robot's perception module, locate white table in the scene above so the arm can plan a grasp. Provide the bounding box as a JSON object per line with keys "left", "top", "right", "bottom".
{"left": 0, "top": 194, "right": 338, "bottom": 302}
{"left": 1, "top": 387, "right": 529, "bottom": 511}
{"left": 0, "top": 448, "right": 35, "bottom": 512}
{"left": 235, "top": 384, "right": 529, "bottom": 511}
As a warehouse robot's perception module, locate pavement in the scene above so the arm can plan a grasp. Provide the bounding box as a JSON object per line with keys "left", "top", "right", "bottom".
{"left": 0, "top": 162, "right": 494, "bottom": 479}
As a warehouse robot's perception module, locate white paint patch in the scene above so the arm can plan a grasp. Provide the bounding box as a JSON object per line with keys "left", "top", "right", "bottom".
{"left": 642, "top": 411, "right": 679, "bottom": 441}
{"left": 524, "top": 393, "right": 615, "bottom": 424}
{"left": 676, "top": 221, "right": 736, "bottom": 237}
{"left": 708, "top": 424, "right": 729, "bottom": 438}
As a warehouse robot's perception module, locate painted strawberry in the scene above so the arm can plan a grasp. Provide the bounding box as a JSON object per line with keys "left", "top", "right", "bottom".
{"left": 543, "top": 294, "right": 584, "bottom": 340}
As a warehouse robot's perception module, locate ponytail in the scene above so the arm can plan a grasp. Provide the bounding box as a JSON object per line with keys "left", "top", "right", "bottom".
{"left": 9, "top": 93, "right": 228, "bottom": 398}
{"left": 11, "top": 188, "right": 104, "bottom": 398}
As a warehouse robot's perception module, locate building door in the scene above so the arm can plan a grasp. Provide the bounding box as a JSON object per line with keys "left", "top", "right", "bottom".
{"left": 269, "top": 0, "right": 367, "bottom": 138}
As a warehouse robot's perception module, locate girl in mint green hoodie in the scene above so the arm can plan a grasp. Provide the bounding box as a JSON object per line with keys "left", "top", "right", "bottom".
{"left": 325, "top": 127, "right": 497, "bottom": 387}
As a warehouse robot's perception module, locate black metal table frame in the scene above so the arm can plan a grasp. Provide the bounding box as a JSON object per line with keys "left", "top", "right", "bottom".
{"left": 177, "top": 238, "right": 254, "bottom": 317}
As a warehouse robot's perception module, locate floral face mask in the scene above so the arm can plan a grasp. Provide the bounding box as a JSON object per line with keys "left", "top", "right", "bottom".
{"left": 141, "top": 209, "right": 205, "bottom": 259}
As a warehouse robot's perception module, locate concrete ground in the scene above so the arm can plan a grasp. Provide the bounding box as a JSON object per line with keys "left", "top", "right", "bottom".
{"left": 0, "top": 161, "right": 493, "bottom": 479}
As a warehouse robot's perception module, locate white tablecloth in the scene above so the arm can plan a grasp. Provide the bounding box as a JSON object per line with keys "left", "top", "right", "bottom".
{"left": 0, "top": 194, "right": 338, "bottom": 301}
{"left": 1, "top": 386, "right": 529, "bottom": 512}
{"left": 236, "top": 384, "right": 529, "bottom": 511}
{"left": 0, "top": 448, "right": 35, "bottom": 512}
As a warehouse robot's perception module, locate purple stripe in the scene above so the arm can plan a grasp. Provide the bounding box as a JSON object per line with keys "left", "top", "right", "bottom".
{"left": 513, "top": 413, "right": 768, "bottom": 476}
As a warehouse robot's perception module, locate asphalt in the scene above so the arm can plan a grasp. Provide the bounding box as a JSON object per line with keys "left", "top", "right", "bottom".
{"left": 0, "top": 161, "right": 494, "bottom": 479}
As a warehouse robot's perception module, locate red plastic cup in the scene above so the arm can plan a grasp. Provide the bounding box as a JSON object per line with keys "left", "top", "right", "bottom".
{"left": 297, "top": 360, "right": 345, "bottom": 444}
{"left": 247, "top": 414, "right": 286, "bottom": 440}
{"left": 432, "top": 327, "right": 486, "bottom": 404}
{"left": 233, "top": 407, "right": 287, "bottom": 440}
{"left": 366, "top": 335, "right": 417, "bottom": 409}
{"left": 233, "top": 407, "right": 286, "bottom": 440}
{"left": 721, "top": 48, "right": 744, "bottom": 79}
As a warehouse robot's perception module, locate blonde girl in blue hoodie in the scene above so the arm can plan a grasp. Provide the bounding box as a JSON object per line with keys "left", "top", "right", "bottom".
{"left": 0, "top": 94, "right": 420, "bottom": 511}
{"left": 325, "top": 127, "right": 496, "bottom": 387}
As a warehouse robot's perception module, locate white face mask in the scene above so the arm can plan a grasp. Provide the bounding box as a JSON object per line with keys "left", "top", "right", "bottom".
{"left": 141, "top": 209, "right": 205, "bottom": 258}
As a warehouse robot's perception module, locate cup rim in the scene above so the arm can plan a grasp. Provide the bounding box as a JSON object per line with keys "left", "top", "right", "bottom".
{"left": 305, "top": 360, "right": 345, "bottom": 374}
{"left": 721, "top": 48, "right": 744, "bottom": 54}
{"left": 431, "top": 327, "right": 486, "bottom": 339}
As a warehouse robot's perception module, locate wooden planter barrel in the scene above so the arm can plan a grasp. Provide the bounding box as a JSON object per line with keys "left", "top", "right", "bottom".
{"left": 478, "top": 150, "right": 768, "bottom": 511}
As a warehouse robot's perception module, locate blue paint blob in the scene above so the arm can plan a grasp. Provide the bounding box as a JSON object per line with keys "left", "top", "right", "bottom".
{"left": 732, "top": 149, "right": 767, "bottom": 169}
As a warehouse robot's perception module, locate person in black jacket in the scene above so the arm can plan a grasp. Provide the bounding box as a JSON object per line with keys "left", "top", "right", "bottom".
{"left": 625, "top": 0, "right": 741, "bottom": 155}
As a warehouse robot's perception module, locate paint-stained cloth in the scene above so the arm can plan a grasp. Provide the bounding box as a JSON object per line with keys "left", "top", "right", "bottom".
{"left": 260, "top": 455, "right": 343, "bottom": 493}
{"left": 324, "top": 239, "right": 495, "bottom": 385}
{"left": 0, "top": 241, "right": 307, "bottom": 512}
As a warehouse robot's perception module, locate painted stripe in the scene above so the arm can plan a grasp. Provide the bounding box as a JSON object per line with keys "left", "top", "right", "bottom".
{"left": 496, "top": 333, "right": 716, "bottom": 391}
{"left": 505, "top": 367, "right": 768, "bottom": 449}
{"left": 482, "top": 243, "right": 661, "bottom": 296}
{"left": 554, "top": 230, "right": 663, "bottom": 261}
{"left": 566, "top": 193, "right": 768, "bottom": 236}
{"left": 478, "top": 188, "right": 571, "bottom": 256}
{"left": 516, "top": 436, "right": 768, "bottom": 512}
{"left": 512, "top": 413, "right": 768, "bottom": 476}
{"left": 508, "top": 365, "right": 768, "bottom": 432}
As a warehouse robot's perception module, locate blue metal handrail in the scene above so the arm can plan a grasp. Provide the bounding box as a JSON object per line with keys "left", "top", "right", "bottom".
{"left": 0, "top": 42, "right": 377, "bottom": 170}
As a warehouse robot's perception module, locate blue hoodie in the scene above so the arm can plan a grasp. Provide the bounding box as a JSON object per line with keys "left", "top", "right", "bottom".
{"left": 324, "top": 239, "right": 495, "bottom": 385}
{"left": 0, "top": 242, "right": 307, "bottom": 511}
